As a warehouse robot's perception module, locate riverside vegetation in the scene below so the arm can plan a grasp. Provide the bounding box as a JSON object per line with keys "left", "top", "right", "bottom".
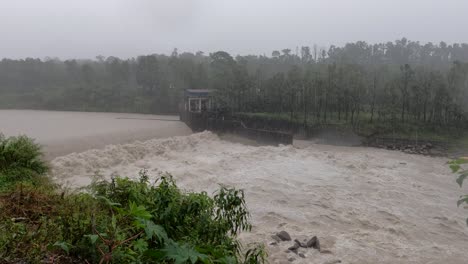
{"left": 0, "top": 134, "right": 266, "bottom": 264}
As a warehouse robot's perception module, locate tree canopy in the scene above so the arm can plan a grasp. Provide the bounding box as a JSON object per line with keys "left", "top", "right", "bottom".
{"left": 1, "top": 39, "right": 468, "bottom": 131}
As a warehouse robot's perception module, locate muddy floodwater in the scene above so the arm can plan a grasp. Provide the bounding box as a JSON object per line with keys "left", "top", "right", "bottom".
{"left": 0, "top": 110, "right": 191, "bottom": 158}
{"left": 2, "top": 110, "right": 468, "bottom": 263}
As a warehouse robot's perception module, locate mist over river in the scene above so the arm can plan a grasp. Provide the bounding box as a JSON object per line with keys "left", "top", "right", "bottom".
{"left": 2, "top": 110, "right": 468, "bottom": 263}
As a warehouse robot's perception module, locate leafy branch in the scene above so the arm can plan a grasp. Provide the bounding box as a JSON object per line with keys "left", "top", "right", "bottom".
{"left": 450, "top": 157, "right": 468, "bottom": 225}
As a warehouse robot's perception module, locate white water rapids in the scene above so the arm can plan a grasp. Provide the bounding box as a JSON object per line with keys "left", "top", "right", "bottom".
{"left": 50, "top": 131, "right": 468, "bottom": 264}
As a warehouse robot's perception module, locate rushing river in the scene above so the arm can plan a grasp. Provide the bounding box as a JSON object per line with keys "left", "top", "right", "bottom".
{"left": 2, "top": 110, "right": 468, "bottom": 263}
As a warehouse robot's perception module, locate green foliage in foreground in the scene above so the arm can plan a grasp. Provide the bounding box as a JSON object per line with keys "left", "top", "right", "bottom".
{"left": 450, "top": 157, "right": 468, "bottom": 225}
{"left": 0, "top": 134, "right": 49, "bottom": 190}
{"left": 0, "top": 170, "right": 266, "bottom": 263}
{"left": 0, "top": 135, "right": 266, "bottom": 263}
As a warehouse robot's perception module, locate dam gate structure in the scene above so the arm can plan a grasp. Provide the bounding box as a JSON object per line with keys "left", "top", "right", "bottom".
{"left": 179, "top": 89, "right": 293, "bottom": 145}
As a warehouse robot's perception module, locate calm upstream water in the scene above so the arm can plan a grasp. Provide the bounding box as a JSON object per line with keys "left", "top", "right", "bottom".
{"left": 0, "top": 110, "right": 192, "bottom": 159}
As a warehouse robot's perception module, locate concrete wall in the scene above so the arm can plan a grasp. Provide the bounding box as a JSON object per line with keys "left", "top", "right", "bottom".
{"left": 181, "top": 111, "right": 293, "bottom": 145}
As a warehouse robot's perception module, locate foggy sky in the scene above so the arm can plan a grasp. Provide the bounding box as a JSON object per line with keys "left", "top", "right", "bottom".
{"left": 1, "top": 0, "right": 468, "bottom": 59}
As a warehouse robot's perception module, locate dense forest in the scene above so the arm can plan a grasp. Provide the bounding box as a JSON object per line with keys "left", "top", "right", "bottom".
{"left": 1, "top": 38, "right": 468, "bottom": 136}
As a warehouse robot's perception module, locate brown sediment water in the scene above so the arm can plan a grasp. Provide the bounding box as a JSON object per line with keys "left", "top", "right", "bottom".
{"left": 2, "top": 110, "right": 467, "bottom": 263}
{"left": 49, "top": 131, "right": 468, "bottom": 264}
{"left": 0, "top": 110, "right": 192, "bottom": 159}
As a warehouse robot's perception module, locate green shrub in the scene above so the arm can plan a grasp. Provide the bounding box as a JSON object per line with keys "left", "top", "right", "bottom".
{"left": 0, "top": 170, "right": 266, "bottom": 263}
{"left": 89, "top": 171, "right": 256, "bottom": 263}
{"left": 0, "top": 134, "right": 48, "bottom": 189}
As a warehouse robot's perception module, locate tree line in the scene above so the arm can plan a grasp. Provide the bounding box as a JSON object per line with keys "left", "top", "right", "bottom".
{"left": 1, "top": 38, "right": 467, "bottom": 131}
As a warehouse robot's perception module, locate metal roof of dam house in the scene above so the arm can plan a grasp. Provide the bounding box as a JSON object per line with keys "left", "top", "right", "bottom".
{"left": 185, "top": 89, "right": 214, "bottom": 97}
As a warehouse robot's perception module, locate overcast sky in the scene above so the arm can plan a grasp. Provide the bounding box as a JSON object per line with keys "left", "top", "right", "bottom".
{"left": 1, "top": 0, "right": 468, "bottom": 59}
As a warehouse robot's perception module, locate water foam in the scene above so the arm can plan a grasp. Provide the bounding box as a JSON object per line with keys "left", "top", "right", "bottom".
{"left": 51, "top": 132, "right": 468, "bottom": 264}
